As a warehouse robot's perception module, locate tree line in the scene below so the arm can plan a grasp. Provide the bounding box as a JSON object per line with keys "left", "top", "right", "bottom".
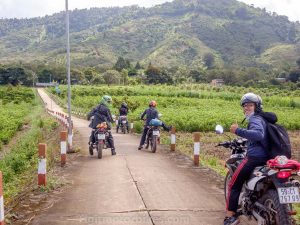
{"left": 0, "top": 56, "right": 299, "bottom": 89}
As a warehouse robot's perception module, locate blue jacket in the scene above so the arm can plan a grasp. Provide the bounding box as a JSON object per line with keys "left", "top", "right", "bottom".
{"left": 235, "top": 113, "right": 271, "bottom": 159}
{"left": 141, "top": 107, "right": 158, "bottom": 126}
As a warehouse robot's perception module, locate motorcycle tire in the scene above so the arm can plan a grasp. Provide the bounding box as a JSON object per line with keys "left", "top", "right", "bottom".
{"left": 122, "top": 125, "right": 126, "bottom": 134}
{"left": 97, "top": 142, "right": 103, "bottom": 159}
{"left": 151, "top": 136, "right": 157, "bottom": 153}
{"left": 89, "top": 145, "right": 93, "bottom": 156}
{"left": 224, "top": 172, "right": 231, "bottom": 202}
{"left": 258, "top": 189, "right": 292, "bottom": 225}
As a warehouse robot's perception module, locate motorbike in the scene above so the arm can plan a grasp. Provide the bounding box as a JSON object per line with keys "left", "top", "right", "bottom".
{"left": 116, "top": 115, "right": 128, "bottom": 134}
{"left": 145, "top": 118, "right": 162, "bottom": 153}
{"left": 89, "top": 122, "right": 111, "bottom": 159}
{"left": 215, "top": 125, "right": 300, "bottom": 225}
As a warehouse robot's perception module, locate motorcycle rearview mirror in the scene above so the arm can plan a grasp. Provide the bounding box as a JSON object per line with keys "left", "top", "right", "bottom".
{"left": 215, "top": 125, "right": 224, "bottom": 134}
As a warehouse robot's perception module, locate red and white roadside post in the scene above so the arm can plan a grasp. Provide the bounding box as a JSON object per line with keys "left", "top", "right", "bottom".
{"left": 170, "top": 127, "right": 176, "bottom": 151}
{"left": 64, "top": 115, "right": 68, "bottom": 128}
{"left": 38, "top": 143, "right": 47, "bottom": 186}
{"left": 0, "top": 171, "right": 4, "bottom": 225}
{"left": 193, "top": 132, "right": 200, "bottom": 166}
{"left": 61, "top": 131, "right": 67, "bottom": 166}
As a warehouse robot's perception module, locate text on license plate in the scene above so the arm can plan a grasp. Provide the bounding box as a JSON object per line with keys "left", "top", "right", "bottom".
{"left": 277, "top": 187, "right": 300, "bottom": 204}
{"left": 98, "top": 134, "right": 105, "bottom": 140}
{"left": 153, "top": 130, "right": 160, "bottom": 136}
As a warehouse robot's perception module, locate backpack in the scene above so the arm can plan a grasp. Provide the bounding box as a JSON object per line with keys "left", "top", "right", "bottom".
{"left": 263, "top": 120, "right": 292, "bottom": 159}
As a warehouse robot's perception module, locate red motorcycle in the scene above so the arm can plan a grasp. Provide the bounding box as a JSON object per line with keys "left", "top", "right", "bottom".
{"left": 89, "top": 122, "right": 111, "bottom": 159}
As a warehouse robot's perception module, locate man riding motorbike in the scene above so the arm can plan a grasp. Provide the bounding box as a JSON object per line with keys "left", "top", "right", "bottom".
{"left": 224, "top": 93, "right": 277, "bottom": 225}
{"left": 138, "top": 100, "right": 171, "bottom": 150}
{"left": 117, "top": 102, "right": 129, "bottom": 132}
{"left": 87, "top": 95, "right": 116, "bottom": 155}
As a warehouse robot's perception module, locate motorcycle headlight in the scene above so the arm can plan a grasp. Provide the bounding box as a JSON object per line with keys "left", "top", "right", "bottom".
{"left": 276, "top": 155, "right": 288, "bottom": 165}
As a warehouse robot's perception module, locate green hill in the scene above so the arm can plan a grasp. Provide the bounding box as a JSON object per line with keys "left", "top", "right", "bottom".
{"left": 0, "top": 0, "right": 299, "bottom": 69}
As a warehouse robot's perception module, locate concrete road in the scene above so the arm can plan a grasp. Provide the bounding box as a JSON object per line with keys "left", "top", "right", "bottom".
{"left": 33, "top": 89, "right": 254, "bottom": 225}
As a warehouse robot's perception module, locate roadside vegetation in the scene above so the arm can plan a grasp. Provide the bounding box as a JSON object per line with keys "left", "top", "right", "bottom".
{"left": 0, "top": 86, "right": 60, "bottom": 205}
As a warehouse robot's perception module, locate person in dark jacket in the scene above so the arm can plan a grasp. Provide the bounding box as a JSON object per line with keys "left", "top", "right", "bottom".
{"left": 138, "top": 100, "right": 171, "bottom": 150}
{"left": 223, "top": 93, "right": 277, "bottom": 225}
{"left": 117, "top": 102, "right": 129, "bottom": 132}
{"left": 87, "top": 95, "right": 116, "bottom": 155}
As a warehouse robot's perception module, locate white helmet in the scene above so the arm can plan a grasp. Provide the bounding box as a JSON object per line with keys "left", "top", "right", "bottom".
{"left": 240, "top": 93, "right": 263, "bottom": 111}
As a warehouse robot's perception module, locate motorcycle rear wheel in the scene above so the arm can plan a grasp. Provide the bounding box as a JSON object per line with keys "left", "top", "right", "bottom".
{"left": 97, "top": 142, "right": 103, "bottom": 159}
{"left": 151, "top": 136, "right": 157, "bottom": 153}
{"left": 258, "top": 189, "right": 292, "bottom": 225}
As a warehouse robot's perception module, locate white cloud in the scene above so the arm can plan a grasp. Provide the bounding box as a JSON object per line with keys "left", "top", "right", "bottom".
{"left": 238, "top": 0, "right": 300, "bottom": 22}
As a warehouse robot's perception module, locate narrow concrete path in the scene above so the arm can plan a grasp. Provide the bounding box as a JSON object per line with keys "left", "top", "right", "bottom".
{"left": 33, "top": 89, "right": 254, "bottom": 225}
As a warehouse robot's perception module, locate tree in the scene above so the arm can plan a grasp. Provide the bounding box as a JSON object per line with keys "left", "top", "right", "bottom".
{"left": 84, "top": 67, "right": 99, "bottom": 83}
{"left": 114, "top": 57, "right": 128, "bottom": 72}
{"left": 121, "top": 69, "right": 129, "bottom": 85}
{"left": 135, "top": 61, "right": 142, "bottom": 70}
{"left": 203, "top": 53, "right": 215, "bottom": 69}
{"left": 145, "top": 65, "right": 173, "bottom": 84}
{"left": 0, "top": 66, "right": 29, "bottom": 85}
{"left": 288, "top": 69, "right": 300, "bottom": 83}
{"left": 103, "top": 70, "right": 120, "bottom": 86}
{"left": 91, "top": 74, "right": 105, "bottom": 84}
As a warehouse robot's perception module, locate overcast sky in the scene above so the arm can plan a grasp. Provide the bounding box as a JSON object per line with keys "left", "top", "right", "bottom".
{"left": 0, "top": 0, "right": 299, "bottom": 22}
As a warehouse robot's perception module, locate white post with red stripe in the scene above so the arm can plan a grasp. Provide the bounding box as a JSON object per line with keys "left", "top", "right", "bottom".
{"left": 193, "top": 132, "right": 200, "bottom": 166}
{"left": 38, "top": 143, "right": 47, "bottom": 186}
{"left": 0, "top": 171, "right": 4, "bottom": 225}
{"left": 170, "top": 127, "right": 176, "bottom": 151}
{"left": 61, "top": 131, "right": 67, "bottom": 166}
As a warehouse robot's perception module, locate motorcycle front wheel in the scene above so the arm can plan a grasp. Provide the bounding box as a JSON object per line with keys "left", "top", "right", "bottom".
{"left": 258, "top": 189, "right": 293, "bottom": 225}
{"left": 224, "top": 172, "right": 231, "bottom": 202}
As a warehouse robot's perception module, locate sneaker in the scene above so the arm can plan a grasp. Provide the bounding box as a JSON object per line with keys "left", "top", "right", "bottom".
{"left": 168, "top": 125, "right": 173, "bottom": 132}
{"left": 111, "top": 149, "right": 116, "bottom": 155}
{"left": 138, "top": 146, "right": 143, "bottom": 150}
{"left": 223, "top": 216, "right": 239, "bottom": 225}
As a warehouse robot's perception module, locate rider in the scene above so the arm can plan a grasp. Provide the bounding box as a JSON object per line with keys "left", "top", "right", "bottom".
{"left": 117, "top": 102, "right": 129, "bottom": 132}
{"left": 223, "top": 93, "right": 277, "bottom": 225}
{"left": 87, "top": 95, "right": 116, "bottom": 156}
{"left": 138, "top": 100, "right": 171, "bottom": 150}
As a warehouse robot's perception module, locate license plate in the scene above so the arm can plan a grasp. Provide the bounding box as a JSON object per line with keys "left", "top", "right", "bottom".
{"left": 98, "top": 134, "right": 105, "bottom": 140}
{"left": 153, "top": 130, "right": 160, "bottom": 136}
{"left": 277, "top": 187, "right": 300, "bottom": 204}
{"left": 122, "top": 121, "right": 126, "bottom": 124}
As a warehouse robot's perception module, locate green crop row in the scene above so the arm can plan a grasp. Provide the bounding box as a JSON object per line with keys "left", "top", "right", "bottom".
{"left": 49, "top": 85, "right": 300, "bottom": 132}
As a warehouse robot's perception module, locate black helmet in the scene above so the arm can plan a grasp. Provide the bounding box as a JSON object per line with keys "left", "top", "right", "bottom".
{"left": 240, "top": 93, "right": 262, "bottom": 112}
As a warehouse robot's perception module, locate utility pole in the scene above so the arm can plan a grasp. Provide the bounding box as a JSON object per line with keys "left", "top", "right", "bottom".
{"left": 65, "top": 0, "right": 73, "bottom": 152}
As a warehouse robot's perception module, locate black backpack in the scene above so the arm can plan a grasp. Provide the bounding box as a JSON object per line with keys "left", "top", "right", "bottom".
{"left": 263, "top": 120, "right": 292, "bottom": 159}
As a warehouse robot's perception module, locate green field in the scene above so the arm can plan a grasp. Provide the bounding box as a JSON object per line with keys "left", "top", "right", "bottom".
{"left": 0, "top": 86, "right": 35, "bottom": 148}
{"left": 49, "top": 84, "right": 300, "bottom": 132}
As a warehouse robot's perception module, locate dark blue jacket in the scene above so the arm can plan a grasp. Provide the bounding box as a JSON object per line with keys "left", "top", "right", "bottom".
{"left": 87, "top": 103, "right": 113, "bottom": 129}
{"left": 235, "top": 112, "right": 276, "bottom": 159}
{"left": 119, "top": 105, "right": 128, "bottom": 116}
{"left": 141, "top": 107, "right": 158, "bottom": 126}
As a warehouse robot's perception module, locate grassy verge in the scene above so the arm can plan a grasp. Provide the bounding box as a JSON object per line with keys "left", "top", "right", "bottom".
{"left": 0, "top": 94, "right": 60, "bottom": 205}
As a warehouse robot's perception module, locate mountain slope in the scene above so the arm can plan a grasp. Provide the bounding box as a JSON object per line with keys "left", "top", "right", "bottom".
{"left": 0, "top": 0, "right": 299, "bottom": 68}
